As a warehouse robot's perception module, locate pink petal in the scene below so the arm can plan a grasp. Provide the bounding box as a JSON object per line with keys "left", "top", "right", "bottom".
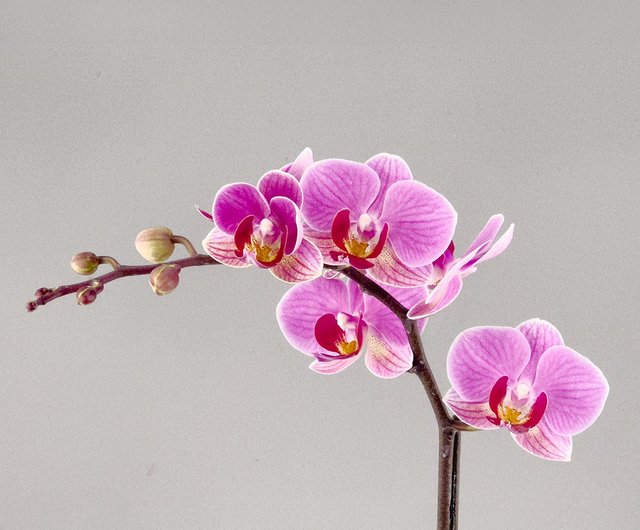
{"left": 447, "top": 327, "right": 531, "bottom": 402}
{"left": 368, "top": 241, "right": 434, "bottom": 288}
{"left": 201, "top": 227, "right": 251, "bottom": 268}
{"left": 365, "top": 153, "right": 413, "bottom": 217}
{"left": 533, "top": 346, "right": 609, "bottom": 436}
{"left": 303, "top": 226, "right": 340, "bottom": 264}
{"left": 270, "top": 239, "right": 323, "bottom": 283}
{"left": 464, "top": 214, "right": 504, "bottom": 257}
{"left": 213, "top": 182, "right": 270, "bottom": 235}
{"left": 363, "top": 283, "right": 428, "bottom": 346}
{"left": 346, "top": 277, "right": 365, "bottom": 315}
{"left": 516, "top": 319, "right": 564, "bottom": 384}
{"left": 511, "top": 418, "right": 573, "bottom": 461}
{"left": 443, "top": 388, "right": 499, "bottom": 430}
{"left": 281, "top": 147, "right": 314, "bottom": 181}
{"left": 474, "top": 223, "right": 514, "bottom": 265}
{"left": 276, "top": 278, "right": 351, "bottom": 355}
{"left": 364, "top": 327, "right": 412, "bottom": 378}
{"left": 381, "top": 180, "right": 457, "bottom": 267}
{"left": 258, "top": 170, "right": 303, "bottom": 208}
{"left": 195, "top": 205, "right": 214, "bottom": 221}
{"left": 310, "top": 355, "right": 359, "bottom": 375}
{"left": 269, "top": 196, "right": 303, "bottom": 254}
{"left": 407, "top": 273, "right": 463, "bottom": 319}
{"left": 300, "top": 159, "right": 380, "bottom": 231}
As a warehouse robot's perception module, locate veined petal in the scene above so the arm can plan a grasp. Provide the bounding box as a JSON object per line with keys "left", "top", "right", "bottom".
{"left": 365, "top": 153, "right": 413, "bottom": 217}
{"left": 276, "top": 277, "right": 351, "bottom": 355}
{"left": 270, "top": 239, "right": 323, "bottom": 283}
{"left": 363, "top": 283, "right": 428, "bottom": 346}
{"left": 533, "top": 346, "right": 609, "bottom": 436}
{"left": 368, "top": 241, "right": 434, "bottom": 288}
{"left": 464, "top": 214, "right": 504, "bottom": 257}
{"left": 517, "top": 319, "right": 564, "bottom": 383}
{"left": 364, "top": 327, "right": 412, "bottom": 378}
{"left": 443, "top": 388, "right": 499, "bottom": 430}
{"left": 381, "top": 180, "right": 457, "bottom": 267}
{"left": 213, "top": 182, "right": 270, "bottom": 234}
{"left": 310, "top": 355, "right": 359, "bottom": 375}
{"left": 303, "top": 226, "right": 340, "bottom": 264}
{"left": 474, "top": 223, "right": 514, "bottom": 265}
{"left": 300, "top": 159, "right": 380, "bottom": 231}
{"left": 281, "top": 147, "right": 314, "bottom": 181}
{"left": 258, "top": 170, "right": 303, "bottom": 208}
{"left": 511, "top": 418, "right": 573, "bottom": 461}
{"left": 447, "top": 327, "right": 531, "bottom": 402}
{"left": 202, "top": 227, "right": 251, "bottom": 268}
{"left": 407, "top": 273, "right": 463, "bottom": 319}
{"left": 269, "top": 196, "right": 303, "bottom": 254}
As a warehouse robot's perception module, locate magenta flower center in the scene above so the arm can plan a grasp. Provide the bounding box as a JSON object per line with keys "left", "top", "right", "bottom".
{"left": 330, "top": 209, "right": 389, "bottom": 268}
{"left": 487, "top": 375, "right": 547, "bottom": 432}
{"left": 234, "top": 215, "right": 287, "bottom": 267}
{"left": 314, "top": 312, "right": 364, "bottom": 358}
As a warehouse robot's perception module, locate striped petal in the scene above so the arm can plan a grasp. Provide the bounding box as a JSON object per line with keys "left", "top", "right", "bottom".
{"left": 367, "top": 241, "right": 434, "bottom": 288}
{"left": 202, "top": 227, "right": 251, "bottom": 268}
{"left": 511, "top": 418, "right": 573, "bottom": 461}
{"left": 443, "top": 388, "right": 499, "bottom": 430}
{"left": 364, "top": 327, "right": 412, "bottom": 378}
{"left": 365, "top": 153, "right": 413, "bottom": 217}
{"left": 270, "top": 239, "right": 323, "bottom": 283}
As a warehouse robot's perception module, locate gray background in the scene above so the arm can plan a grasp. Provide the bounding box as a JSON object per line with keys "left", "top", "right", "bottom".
{"left": 3, "top": 1, "right": 639, "bottom": 528}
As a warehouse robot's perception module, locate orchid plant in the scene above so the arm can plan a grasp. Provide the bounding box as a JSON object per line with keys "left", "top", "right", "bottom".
{"left": 27, "top": 149, "right": 608, "bottom": 529}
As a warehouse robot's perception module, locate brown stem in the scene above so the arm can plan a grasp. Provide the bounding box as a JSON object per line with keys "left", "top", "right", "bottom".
{"left": 27, "top": 254, "right": 219, "bottom": 310}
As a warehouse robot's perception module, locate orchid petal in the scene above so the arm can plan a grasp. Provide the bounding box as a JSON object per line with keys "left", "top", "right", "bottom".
{"left": 281, "top": 147, "right": 314, "bottom": 181}
{"left": 276, "top": 278, "right": 351, "bottom": 355}
{"left": 533, "top": 346, "right": 609, "bottom": 436}
{"left": 368, "top": 241, "right": 434, "bottom": 288}
{"left": 407, "top": 273, "right": 463, "bottom": 319}
{"left": 443, "top": 388, "right": 500, "bottom": 430}
{"left": 269, "top": 196, "right": 302, "bottom": 254}
{"left": 213, "top": 182, "right": 269, "bottom": 234}
{"left": 303, "top": 226, "right": 341, "bottom": 264}
{"left": 195, "top": 205, "right": 214, "bottom": 221}
{"left": 447, "top": 327, "right": 531, "bottom": 402}
{"left": 464, "top": 214, "right": 504, "bottom": 257}
{"left": 270, "top": 239, "right": 323, "bottom": 283}
{"left": 202, "top": 227, "right": 251, "bottom": 268}
{"left": 300, "top": 159, "right": 380, "bottom": 231}
{"left": 258, "top": 170, "right": 303, "bottom": 208}
{"left": 363, "top": 284, "right": 428, "bottom": 346}
{"left": 511, "top": 418, "right": 573, "bottom": 461}
{"left": 365, "top": 153, "right": 413, "bottom": 217}
{"left": 310, "top": 355, "right": 359, "bottom": 375}
{"left": 516, "top": 319, "right": 564, "bottom": 384}
{"left": 381, "top": 180, "right": 457, "bottom": 267}
{"left": 475, "top": 223, "right": 515, "bottom": 265}
{"left": 364, "top": 327, "right": 412, "bottom": 378}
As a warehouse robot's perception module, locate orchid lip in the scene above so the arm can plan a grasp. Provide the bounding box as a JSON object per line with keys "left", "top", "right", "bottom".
{"left": 485, "top": 375, "right": 548, "bottom": 432}
{"left": 234, "top": 215, "right": 288, "bottom": 267}
{"left": 313, "top": 312, "right": 364, "bottom": 358}
{"left": 329, "top": 209, "right": 389, "bottom": 269}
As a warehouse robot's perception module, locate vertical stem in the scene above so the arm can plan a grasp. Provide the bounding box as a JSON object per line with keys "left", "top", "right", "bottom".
{"left": 437, "top": 428, "right": 461, "bottom": 530}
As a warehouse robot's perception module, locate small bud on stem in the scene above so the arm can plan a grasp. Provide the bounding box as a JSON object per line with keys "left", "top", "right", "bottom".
{"left": 149, "top": 264, "right": 181, "bottom": 295}
{"left": 76, "top": 280, "right": 104, "bottom": 305}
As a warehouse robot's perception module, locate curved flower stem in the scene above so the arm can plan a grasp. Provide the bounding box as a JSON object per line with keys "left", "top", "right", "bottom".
{"left": 26, "top": 254, "right": 219, "bottom": 310}
{"left": 29, "top": 252, "right": 467, "bottom": 528}
{"left": 329, "top": 265, "right": 471, "bottom": 529}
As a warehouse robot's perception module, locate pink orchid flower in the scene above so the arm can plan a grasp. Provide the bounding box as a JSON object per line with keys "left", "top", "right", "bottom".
{"left": 444, "top": 319, "right": 609, "bottom": 461}
{"left": 408, "top": 214, "right": 514, "bottom": 318}
{"left": 202, "top": 167, "right": 323, "bottom": 283}
{"left": 277, "top": 276, "right": 427, "bottom": 378}
{"left": 299, "top": 154, "right": 457, "bottom": 286}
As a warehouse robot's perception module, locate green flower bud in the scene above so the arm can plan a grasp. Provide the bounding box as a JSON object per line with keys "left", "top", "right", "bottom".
{"left": 70, "top": 252, "right": 100, "bottom": 275}
{"left": 135, "top": 227, "right": 175, "bottom": 263}
{"left": 149, "top": 264, "right": 180, "bottom": 295}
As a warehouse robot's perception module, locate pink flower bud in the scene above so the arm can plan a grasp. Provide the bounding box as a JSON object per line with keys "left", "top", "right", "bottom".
{"left": 149, "top": 264, "right": 180, "bottom": 295}
{"left": 135, "top": 227, "right": 175, "bottom": 263}
{"left": 76, "top": 281, "right": 103, "bottom": 305}
{"left": 70, "top": 252, "right": 100, "bottom": 275}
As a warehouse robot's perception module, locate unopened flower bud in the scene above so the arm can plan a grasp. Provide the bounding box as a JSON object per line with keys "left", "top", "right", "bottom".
{"left": 76, "top": 281, "right": 103, "bottom": 306}
{"left": 149, "top": 264, "right": 180, "bottom": 295}
{"left": 70, "top": 252, "right": 100, "bottom": 275}
{"left": 26, "top": 300, "right": 38, "bottom": 312}
{"left": 135, "top": 227, "right": 175, "bottom": 263}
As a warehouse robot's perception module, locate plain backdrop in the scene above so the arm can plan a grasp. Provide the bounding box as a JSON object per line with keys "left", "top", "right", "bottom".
{"left": 3, "top": 1, "right": 639, "bottom": 528}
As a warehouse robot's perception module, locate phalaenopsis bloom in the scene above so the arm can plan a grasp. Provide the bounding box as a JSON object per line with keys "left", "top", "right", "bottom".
{"left": 277, "top": 276, "right": 427, "bottom": 378}
{"left": 408, "top": 214, "right": 514, "bottom": 318}
{"left": 299, "top": 154, "right": 457, "bottom": 287}
{"left": 201, "top": 153, "right": 323, "bottom": 283}
{"left": 444, "top": 319, "right": 609, "bottom": 461}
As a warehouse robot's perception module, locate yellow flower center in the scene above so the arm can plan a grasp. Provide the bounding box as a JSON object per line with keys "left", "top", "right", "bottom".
{"left": 337, "top": 339, "right": 359, "bottom": 356}
{"left": 497, "top": 403, "right": 531, "bottom": 425}
{"left": 248, "top": 235, "right": 280, "bottom": 263}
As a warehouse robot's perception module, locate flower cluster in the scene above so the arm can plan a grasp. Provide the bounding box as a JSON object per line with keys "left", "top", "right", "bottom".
{"left": 201, "top": 148, "right": 608, "bottom": 460}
